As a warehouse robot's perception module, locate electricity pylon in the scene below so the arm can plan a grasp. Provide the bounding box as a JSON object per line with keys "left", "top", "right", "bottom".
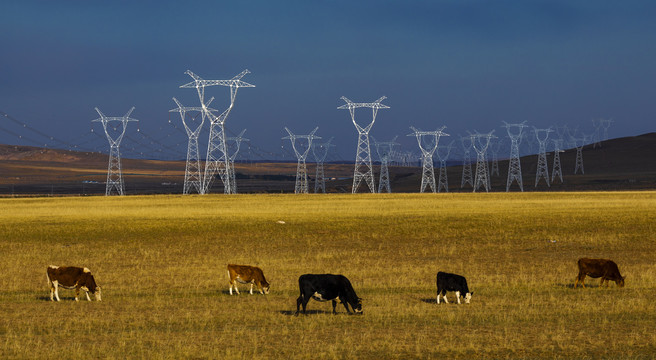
{"left": 459, "top": 136, "right": 473, "bottom": 189}
{"left": 373, "top": 136, "right": 399, "bottom": 193}
{"left": 338, "top": 96, "right": 389, "bottom": 193}
{"left": 282, "top": 127, "right": 320, "bottom": 194}
{"left": 573, "top": 135, "right": 588, "bottom": 175}
{"left": 312, "top": 137, "right": 334, "bottom": 193}
{"left": 551, "top": 138, "right": 564, "bottom": 184}
{"left": 436, "top": 141, "right": 454, "bottom": 193}
{"left": 180, "top": 69, "right": 254, "bottom": 194}
{"left": 470, "top": 131, "right": 496, "bottom": 192}
{"left": 534, "top": 127, "right": 553, "bottom": 187}
{"left": 91, "top": 107, "right": 139, "bottom": 196}
{"left": 489, "top": 139, "right": 502, "bottom": 176}
{"left": 170, "top": 97, "right": 216, "bottom": 195}
{"left": 409, "top": 126, "right": 449, "bottom": 193}
{"left": 226, "top": 129, "right": 248, "bottom": 194}
{"left": 503, "top": 121, "right": 528, "bottom": 192}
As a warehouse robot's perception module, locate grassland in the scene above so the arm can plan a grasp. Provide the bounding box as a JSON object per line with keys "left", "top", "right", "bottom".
{"left": 0, "top": 192, "right": 655, "bottom": 359}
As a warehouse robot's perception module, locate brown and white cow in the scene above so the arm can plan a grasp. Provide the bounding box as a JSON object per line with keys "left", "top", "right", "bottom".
{"left": 47, "top": 265, "right": 102, "bottom": 301}
{"left": 227, "top": 264, "right": 270, "bottom": 295}
{"left": 575, "top": 258, "right": 625, "bottom": 288}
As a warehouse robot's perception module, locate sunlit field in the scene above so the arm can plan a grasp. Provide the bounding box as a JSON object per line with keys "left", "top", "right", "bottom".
{"left": 1, "top": 192, "right": 654, "bottom": 359}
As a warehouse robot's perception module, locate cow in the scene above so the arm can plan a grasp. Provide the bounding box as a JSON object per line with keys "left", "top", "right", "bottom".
{"left": 436, "top": 271, "right": 472, "bottom": 304}
{"left": 295, "top": 274, "right": 362, "bottom": 315}
{"left": 227, "top": 264, "right": 270, "bottom": 295}
{"left": 46, "top": 265, "right": 102, "bottom": 302}
{"left": 575, "top": 258, "right": 625, "bottom": 288}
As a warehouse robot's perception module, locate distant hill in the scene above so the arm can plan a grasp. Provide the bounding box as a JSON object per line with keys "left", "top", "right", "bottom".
{"left": 0, "top": 133, "right": 654, "bottom": 195}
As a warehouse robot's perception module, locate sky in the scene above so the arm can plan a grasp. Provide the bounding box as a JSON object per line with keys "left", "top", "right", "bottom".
{"left": 1, "top": 1, "right": 655, "bottom": 161}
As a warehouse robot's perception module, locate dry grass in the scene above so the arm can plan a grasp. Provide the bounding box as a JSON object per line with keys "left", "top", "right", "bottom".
{"left": 0, "top": 192, "right": 655, "bottom": 359}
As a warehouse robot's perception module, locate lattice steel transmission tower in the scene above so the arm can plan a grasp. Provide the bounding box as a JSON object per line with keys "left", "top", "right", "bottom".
{"left": 503, "top": 121, "right": 527, "bottom": 192}
{"left": 600, "top": 118, "right": 613, "bottom": 141}
{"left": 436, "top": 141, "right": 454, "bottom": 193}
{"left": 470, "top": 131, "right": 496, "bottom": 192}
{"left": 409, "top": 127, "right": 448, "bottom": 193}
{"left": 551, "top": 138, "right": 564, "bottom": 184}
{"left": 338, "top": 96, "right": 389, "bottom": 193}
{"left": 534, "top": 127, "right": 553, "bottom": 187}
{"left": 312, "top": 137, "right": 334, "bottom": 193}
{"left": 459, "top": 136, "right": 473, "bottom": 189}
{"left": 573, "top": 135, "right": 588, "bottom": 175}
{"left": 489, "top": 139, "right": 501, "bottom": 176}
{"left": 226, "top": 129, "right": 248, "bottom": 194}
{"left": 170, "top": 97, "right": 215, "bottom": 195}
{"left": 283, "top": 127, "right": 320, "bottom": 194}
{"left": 373, "top": 136, "right": 399, "bottom": 193}
{"left": 91, "top": 107, "right": 139, "bottom": 196}
{"left": 180, "top": 69, "right": 254, "bottom": 194}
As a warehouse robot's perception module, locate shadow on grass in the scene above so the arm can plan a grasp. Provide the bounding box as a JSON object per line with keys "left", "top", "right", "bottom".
{"left": 279, "top": 309, "right": 331, "bottom": 316}
{"left": 420, "top": 298, "right": 437, "bottom": 304}
{"left": 558, "top": 283, "right": 600, "bottom": 289}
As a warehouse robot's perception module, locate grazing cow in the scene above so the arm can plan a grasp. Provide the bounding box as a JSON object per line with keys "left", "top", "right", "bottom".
{"left": 227, "top": 264, "right": 270, "bottom": 295}
{"left": 436, "top": 271, "right": 472, "bottom": 304}
{"left": 575, "top": 258, "right": 625, "bottom": 288}
{"left": 295, "top": 274, "right": 362, "bottom": 315}
{"left": 46, "top": 265, "right": 102, "bottom": 302}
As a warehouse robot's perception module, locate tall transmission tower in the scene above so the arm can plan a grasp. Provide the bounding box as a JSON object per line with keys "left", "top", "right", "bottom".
{"left": 600, "top": 118, "right": 613, "bottom": 141}
{"left": 312, "top": 137, "right": 334, "bottom": 193}
{"left": 226, "top": 129, "right": 249, "bottom": 194}
{"left": 373, "top": 136, "right": 399, "bottom": 193}
{"left": 91, "top": 107, "right": 139, "bottom": 196}
{"left": 489, "top": 139, "right": 501, "bottom": 177}
{"left": 282, "top": 127, "right": 320, "bottom": 194}
{"left": 338, "top": 96, "right": 389, "bottom": 193}
{"left": 409, "top": 127, "right": 449, "bottom": 193}
{"left": 573, "top": 135, "right": 588, "bottom": 175}
{"left": 534, "top": 127, "right": 553, "bottom": 187}
{"left": 592, "top": 119, "right": 603, "bottom": 148}
{"left": 551, "top": 138, "right": 564, "bottom": 184}
{"left": 436, "top": 141, "right": 454, "bottom": 193}
{"left": 503, "top": 121, "right": 528, "bottom": 192}
{"left": 459, "top": 136, "right": 473, "bottom": 189}
{"left": 170, "top": 97, "right": 215, "bottom": 195}
{"left": 180, "top": 69, "right": 254, "bottom": 195}
{"left": 470, "top": 131, "right": 496, "bottom": 192}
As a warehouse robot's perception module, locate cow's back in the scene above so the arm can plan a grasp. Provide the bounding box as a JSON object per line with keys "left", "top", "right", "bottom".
{"left": 47, "top": 265, "right": 85, "bottom": 287}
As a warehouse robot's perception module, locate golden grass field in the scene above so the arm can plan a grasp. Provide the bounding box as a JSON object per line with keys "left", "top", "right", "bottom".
{"left": 0, "top": 192, "right": 655, "bottom": 359}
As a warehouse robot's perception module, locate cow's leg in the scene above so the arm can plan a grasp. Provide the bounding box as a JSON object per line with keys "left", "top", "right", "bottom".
{"left": 74, "top": 287, "right": 80, "bottom": 302}
{"left": 332, "top": 300, "right": 338, "bottom": 314}
{"left": 249, "top": 282, "right": 254, "bottom": 295}
{"left": 85, "top": 290, "right": 91, "bottom": 301}
{"left": 49, "top": 281, "right": 56, "bottom": 301}
{"left": 443, "top": 292, "right": 449, "bottom": 304}
{"left": 229, "top": 282, "right": 233, "bottom": 295}
{"left": 296, "top": 295, "right": 308, "bottom": 315}
{"left": 456, "top": 291, "right": 461, "bottom": 304}
{"left": 436, "top": 288, "right": 441, "bottom": 304}
{"left": 234, "top": 282, "right": 240, "bottom": 295}
{"left": 53, "top": 281, "right": 61, "bottom": 301}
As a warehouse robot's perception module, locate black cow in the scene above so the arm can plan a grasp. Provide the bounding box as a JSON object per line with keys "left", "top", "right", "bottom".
{"left": 436, "top": 271, "right": 472, "bottom": 304}
{"left": 295, "top": 274, "right": 362, "bottom": 315}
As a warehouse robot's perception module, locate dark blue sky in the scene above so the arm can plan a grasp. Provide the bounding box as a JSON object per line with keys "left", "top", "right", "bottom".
{"left": 1, "top": 1, "right": 655, "bottom": 160}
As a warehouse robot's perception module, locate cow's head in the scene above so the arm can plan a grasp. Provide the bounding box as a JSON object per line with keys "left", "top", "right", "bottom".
{"left": 353, "top": 299, "right": 363, "bottom": 314}
{"left": 94, "top": 286, "right": 102, "bottom": 301}
{"left": 464, "top": 292, "right": 473, "bottom": 304}
{"left": 262, "top": 280, "right": 270, "bottom": 295}
{"left": 616, "top": 277, "right": 625, "bottom": 288}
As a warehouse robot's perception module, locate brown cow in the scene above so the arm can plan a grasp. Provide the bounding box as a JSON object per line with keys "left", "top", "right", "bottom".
{"left": 47, "top": 265, "right": 102, "bottom": 301}
{"left": 575, "top": 258, "right": 625, "bottom": 288}
{"left": 227, "top": 264, "right": 270, "bottom": 295}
